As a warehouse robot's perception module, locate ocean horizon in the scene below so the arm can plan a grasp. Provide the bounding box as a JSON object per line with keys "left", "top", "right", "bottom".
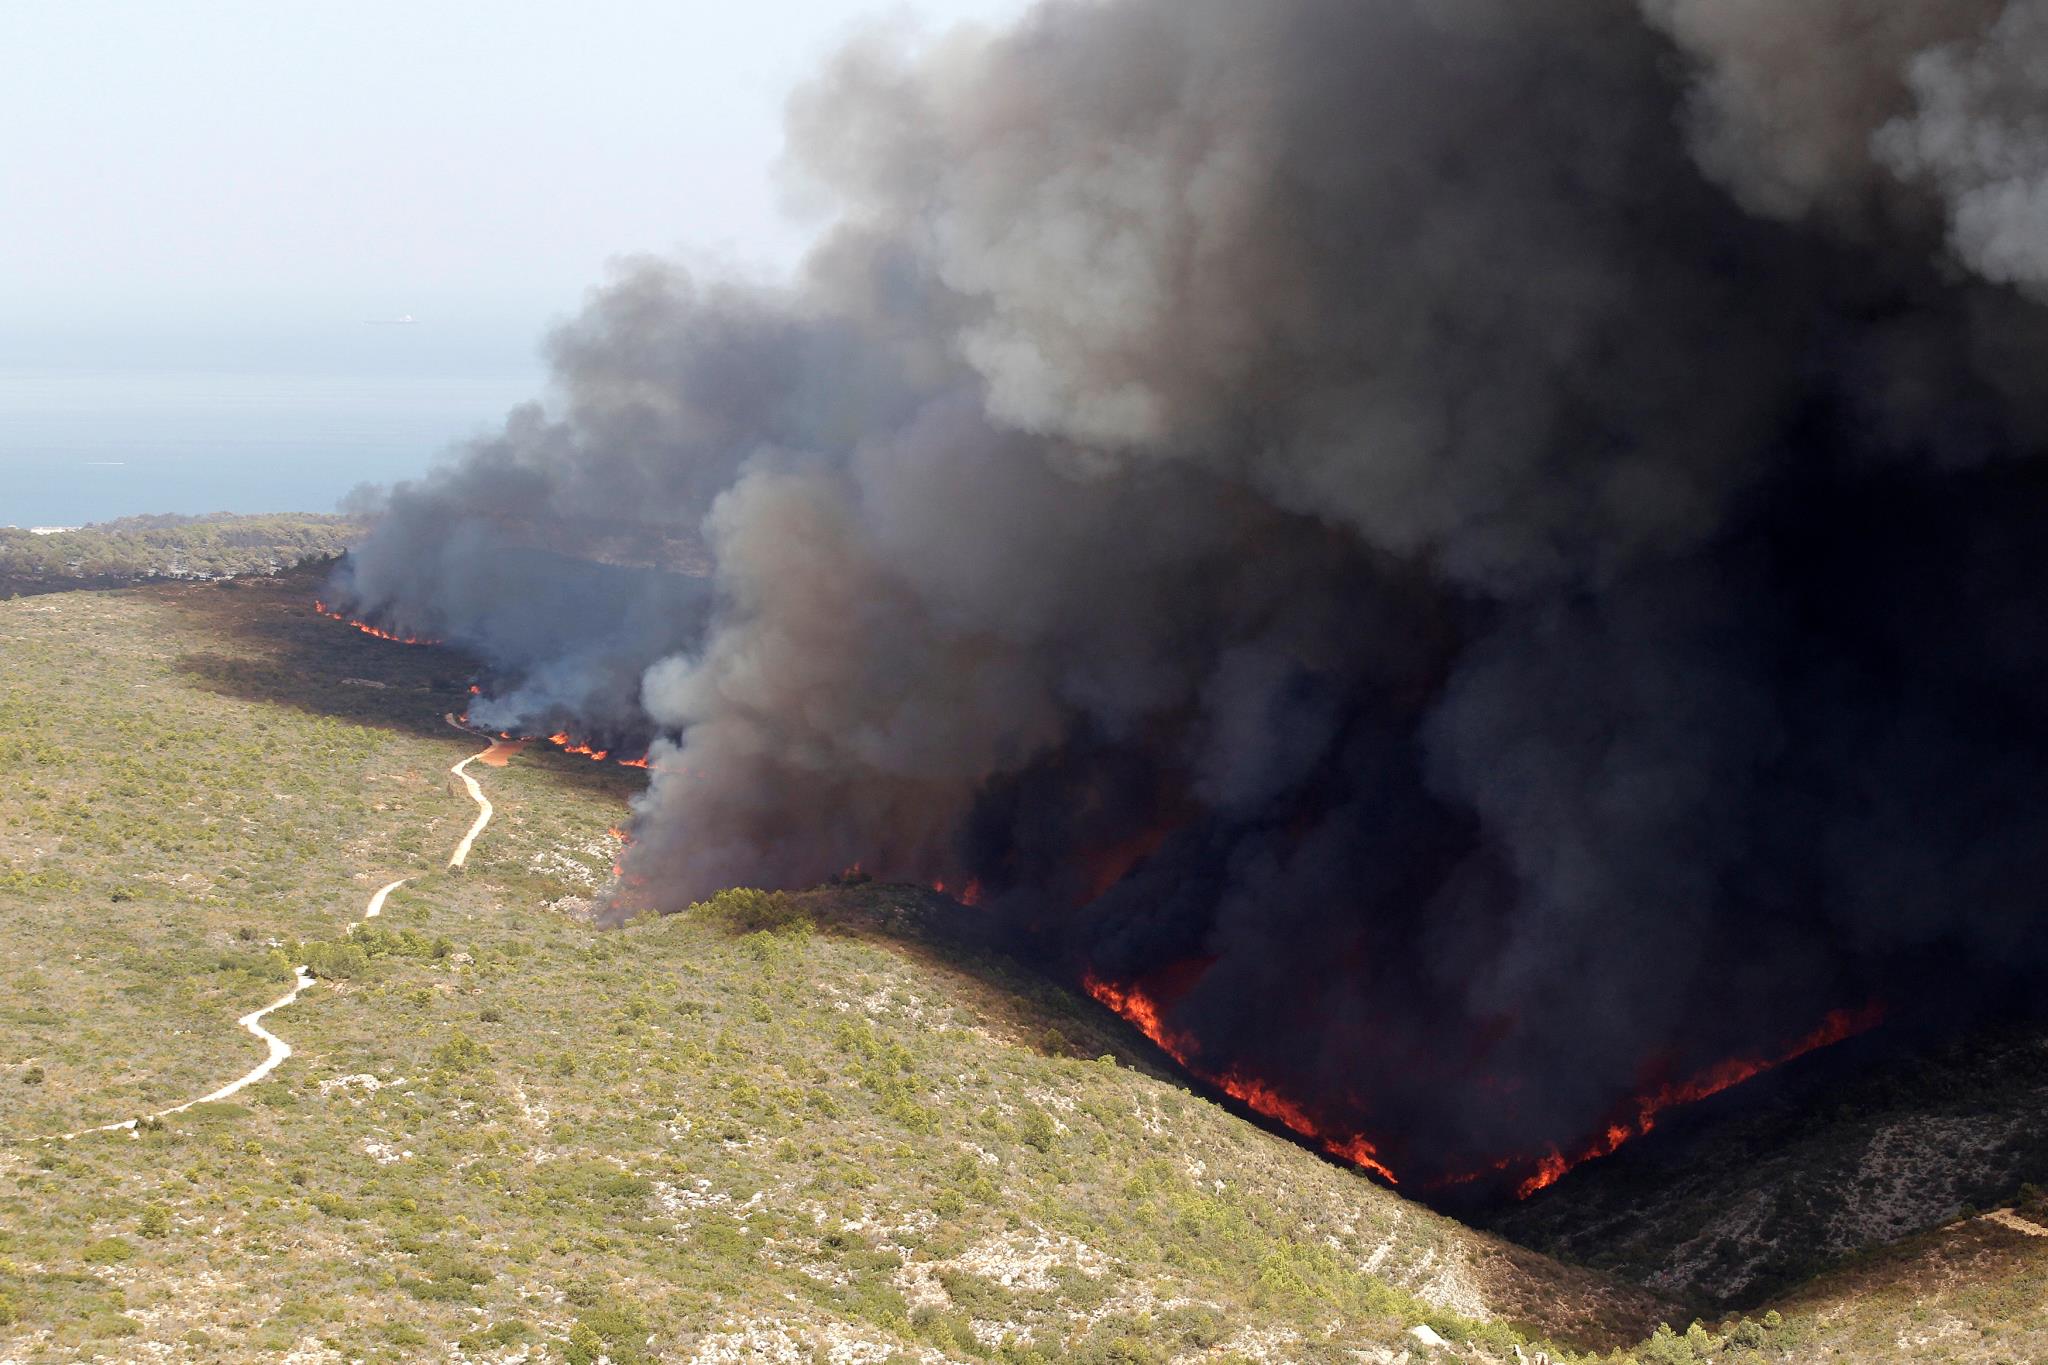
{"left": 0, "top": 360, "right": 544, "bottom": 528}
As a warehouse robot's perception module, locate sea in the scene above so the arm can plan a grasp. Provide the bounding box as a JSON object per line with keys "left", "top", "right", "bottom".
{"left": 0, "top": 327, "right": 547, "bottom": 528}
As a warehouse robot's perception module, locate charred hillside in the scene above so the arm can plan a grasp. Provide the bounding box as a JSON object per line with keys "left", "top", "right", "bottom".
{"left": 1481, "top": 1014, "right": 2048, "bottom": 1309}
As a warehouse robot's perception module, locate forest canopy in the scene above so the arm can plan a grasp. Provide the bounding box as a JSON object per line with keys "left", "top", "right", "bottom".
{"left": 0, "top": 513, "right": 361, "bottom": 593}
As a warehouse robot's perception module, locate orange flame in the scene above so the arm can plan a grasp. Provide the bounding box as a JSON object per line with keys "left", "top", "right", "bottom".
{"left": 546, "top": 732, "right": 611, "bottom": 762}
{"left": 311, "top": 600, "right": 441, "bottom": 645}
{"left": 1087, "top": 966, "right": 1876, "bottom": 1196}
{"left": 1083, "top": 971, "right": 1398, "bottom": 1183}
{"left": 457, "top": 697, "right": 657, "bottom": 770}
{"left": 1502, "top": 1001, "right": 1887, "bottom": 1197}
{"left": 930, "top": 878, "right": 984, "bottom": 906}
{"left": 536, "top": 732, "right": 647, "bottom": 765}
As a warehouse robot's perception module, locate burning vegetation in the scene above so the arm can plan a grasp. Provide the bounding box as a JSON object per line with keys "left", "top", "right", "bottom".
{"left": 537, "top": 732, "right": 654, "bottom": 768}
{"left": 311, "top": 600, "right": 441, "bottom": 646}
{"left": 319, "top": 0, "right": 2048, "bottom": 1205}
{"left": 1084, "top": 963, "right": 1884, "bottom": 1197}
{"left": 1084, "top": 970, "right": 1400, "bottom": 1184}
{"left": 315, "top": 607, "right": 658, "bottom": 771}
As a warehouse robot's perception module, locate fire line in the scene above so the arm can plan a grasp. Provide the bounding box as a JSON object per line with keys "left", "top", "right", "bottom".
{"left": 1084, "top": 969, "right": 1880, "bottom": 1198}
{"left": 311, "top": 599, "right": 442, "bottom": 646}
{"left": 1487, "top": 1001, "right": 1887, "bottom": 1198}
{"left": 1084, "top": 972, "right": 1399, "bottom": 1184}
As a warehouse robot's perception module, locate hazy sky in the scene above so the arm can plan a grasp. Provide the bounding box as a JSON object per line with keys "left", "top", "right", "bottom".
{"left": 0, "top": 0, "right": 1032, "bottom": 370}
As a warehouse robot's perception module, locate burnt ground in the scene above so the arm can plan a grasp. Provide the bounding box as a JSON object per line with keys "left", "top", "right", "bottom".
{"left": 1474, "top": 1014, "right": 2048, "bottom": 1312}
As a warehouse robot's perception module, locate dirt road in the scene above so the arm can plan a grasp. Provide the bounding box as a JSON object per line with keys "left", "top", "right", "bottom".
{"left": 27, "top": 739, "right": 498, "bottom": 1143}
{"left": 448, "top": 753, "right": 492, "bottom": 869}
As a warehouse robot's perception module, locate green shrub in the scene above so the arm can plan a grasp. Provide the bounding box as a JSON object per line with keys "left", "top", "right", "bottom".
{"left": 1639, "top": 1321, "right": 1720, "bottom": 1364}
{"left": 402, "top": 1276, "right": 475, "bottom": 1303}
{"left": 139, "top": 1204, "right": 171, "bottom": 1239}
{"left": 82, "top": 1237, "right": 134, "bottom": 1265}
{"left": 86, "top": 1312, "right": 141, "bottom": 1338}
{"left": 1070, "top": 1319, "right": 1167, "bottom": 1365}
{"left": 302, "top": 940, "right": 368, "bottom": 980}
{"left": 402, "top": 1246, "right": 493, "bottom": 1303}
{"left": 694, "top": 887, "right": 809, "bottom": 935}
{"left": 910, "top": 1306, "right": 981, "bottom": 1355}
{"left": 565, "top": 1300, "right": 650, "bottom": 1365}
{"left": 431, "top": 1030, "right": 490, "bottom": 1072}
{"left": 936, "top": 1268, "right": 1017, "bottom": 1318}
{"left": 460, "top": 1320, "right": 534, "bottom": 1351}
{"left": 1019, "top": 1108, "right": 1059, "bottom": 1153}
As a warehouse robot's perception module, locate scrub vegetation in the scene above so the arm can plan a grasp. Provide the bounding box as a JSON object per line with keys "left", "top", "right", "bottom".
{"left": 0, "top": 574, "right": 2037, "bottom": 1363}
{"left": 0, "top": 512, "right": 359, "bottom": 596}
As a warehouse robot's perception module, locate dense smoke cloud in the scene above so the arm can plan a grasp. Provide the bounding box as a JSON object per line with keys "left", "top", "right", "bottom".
{"left": 332, "top": 0, "right": 2048, "bottom": 1183}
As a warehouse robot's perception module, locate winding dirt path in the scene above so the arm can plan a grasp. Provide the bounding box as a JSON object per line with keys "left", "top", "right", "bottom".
{"left": 448, "top": 754, "right": 493, "bottom": 869}
{"left": 443, "top": 713, "right": 497, "bottom": 869}
{"left": 50, "top": 968, "right": 318, "bottom": 1140}
{"left": 355, "top": 877, "right": 408, "bottom": 933}
{"left": 24, "top": 737, "right": 499, "bottom": 1143}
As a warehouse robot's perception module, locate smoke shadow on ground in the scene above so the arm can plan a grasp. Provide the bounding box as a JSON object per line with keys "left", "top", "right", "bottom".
{"left": 151, "top": 570, "right": 641, "bottom": 804}
{"left": 151, "top": 566, "right": 472, "bottom": 737}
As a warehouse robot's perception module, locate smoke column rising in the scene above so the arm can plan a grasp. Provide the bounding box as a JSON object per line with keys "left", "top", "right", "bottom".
{"left": 333, "top": 0, "right": 2048, "bottom": 1185}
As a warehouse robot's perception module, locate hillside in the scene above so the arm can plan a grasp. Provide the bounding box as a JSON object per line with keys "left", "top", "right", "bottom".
{"left": 0, "top": 575, "right": 1674, "bottom": 1363}
{"left": 0, "top": 513, "right": 360, "bottom": 598}
{"left": 1484, "top": 1022, "right": 2048, "bottom": 1310}
{"left": 1733, "top": 1188, "right": 2048, "bottom": 1364}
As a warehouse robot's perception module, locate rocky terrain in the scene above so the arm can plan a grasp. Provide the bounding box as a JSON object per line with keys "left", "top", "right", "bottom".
{"left": 1487, "top": 1024, "right": 2048, "bottom": 1311}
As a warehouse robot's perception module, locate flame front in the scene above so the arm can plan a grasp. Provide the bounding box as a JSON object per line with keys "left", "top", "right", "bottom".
{"left": 346, "top": 578, "right": 1885, "bottom": 1198}
{"left": 311, "top": 600, "right": 442, "bottom": 645}
{"left": 542, "top": 730, "right": 658, "bottom": 768}
{"left": 1083, "top": 972, "right": 1398, "bottom": 1183}
{"left": 547, "top": 732, "right": 611, "bottom": 762}
{"left": 1499, "top": 1002, "right": 1886, "bottom": 1197}
{"left": 1085, "top": 969, "right": 1878, "bottom": 1196}
{"left": 454, "top": 685, "right": 658, "bottom": 771}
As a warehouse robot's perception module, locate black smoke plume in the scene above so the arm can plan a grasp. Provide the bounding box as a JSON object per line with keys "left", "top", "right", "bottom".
{"left": 331, "top": 0, "right": 2048, "bottom": 1186}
